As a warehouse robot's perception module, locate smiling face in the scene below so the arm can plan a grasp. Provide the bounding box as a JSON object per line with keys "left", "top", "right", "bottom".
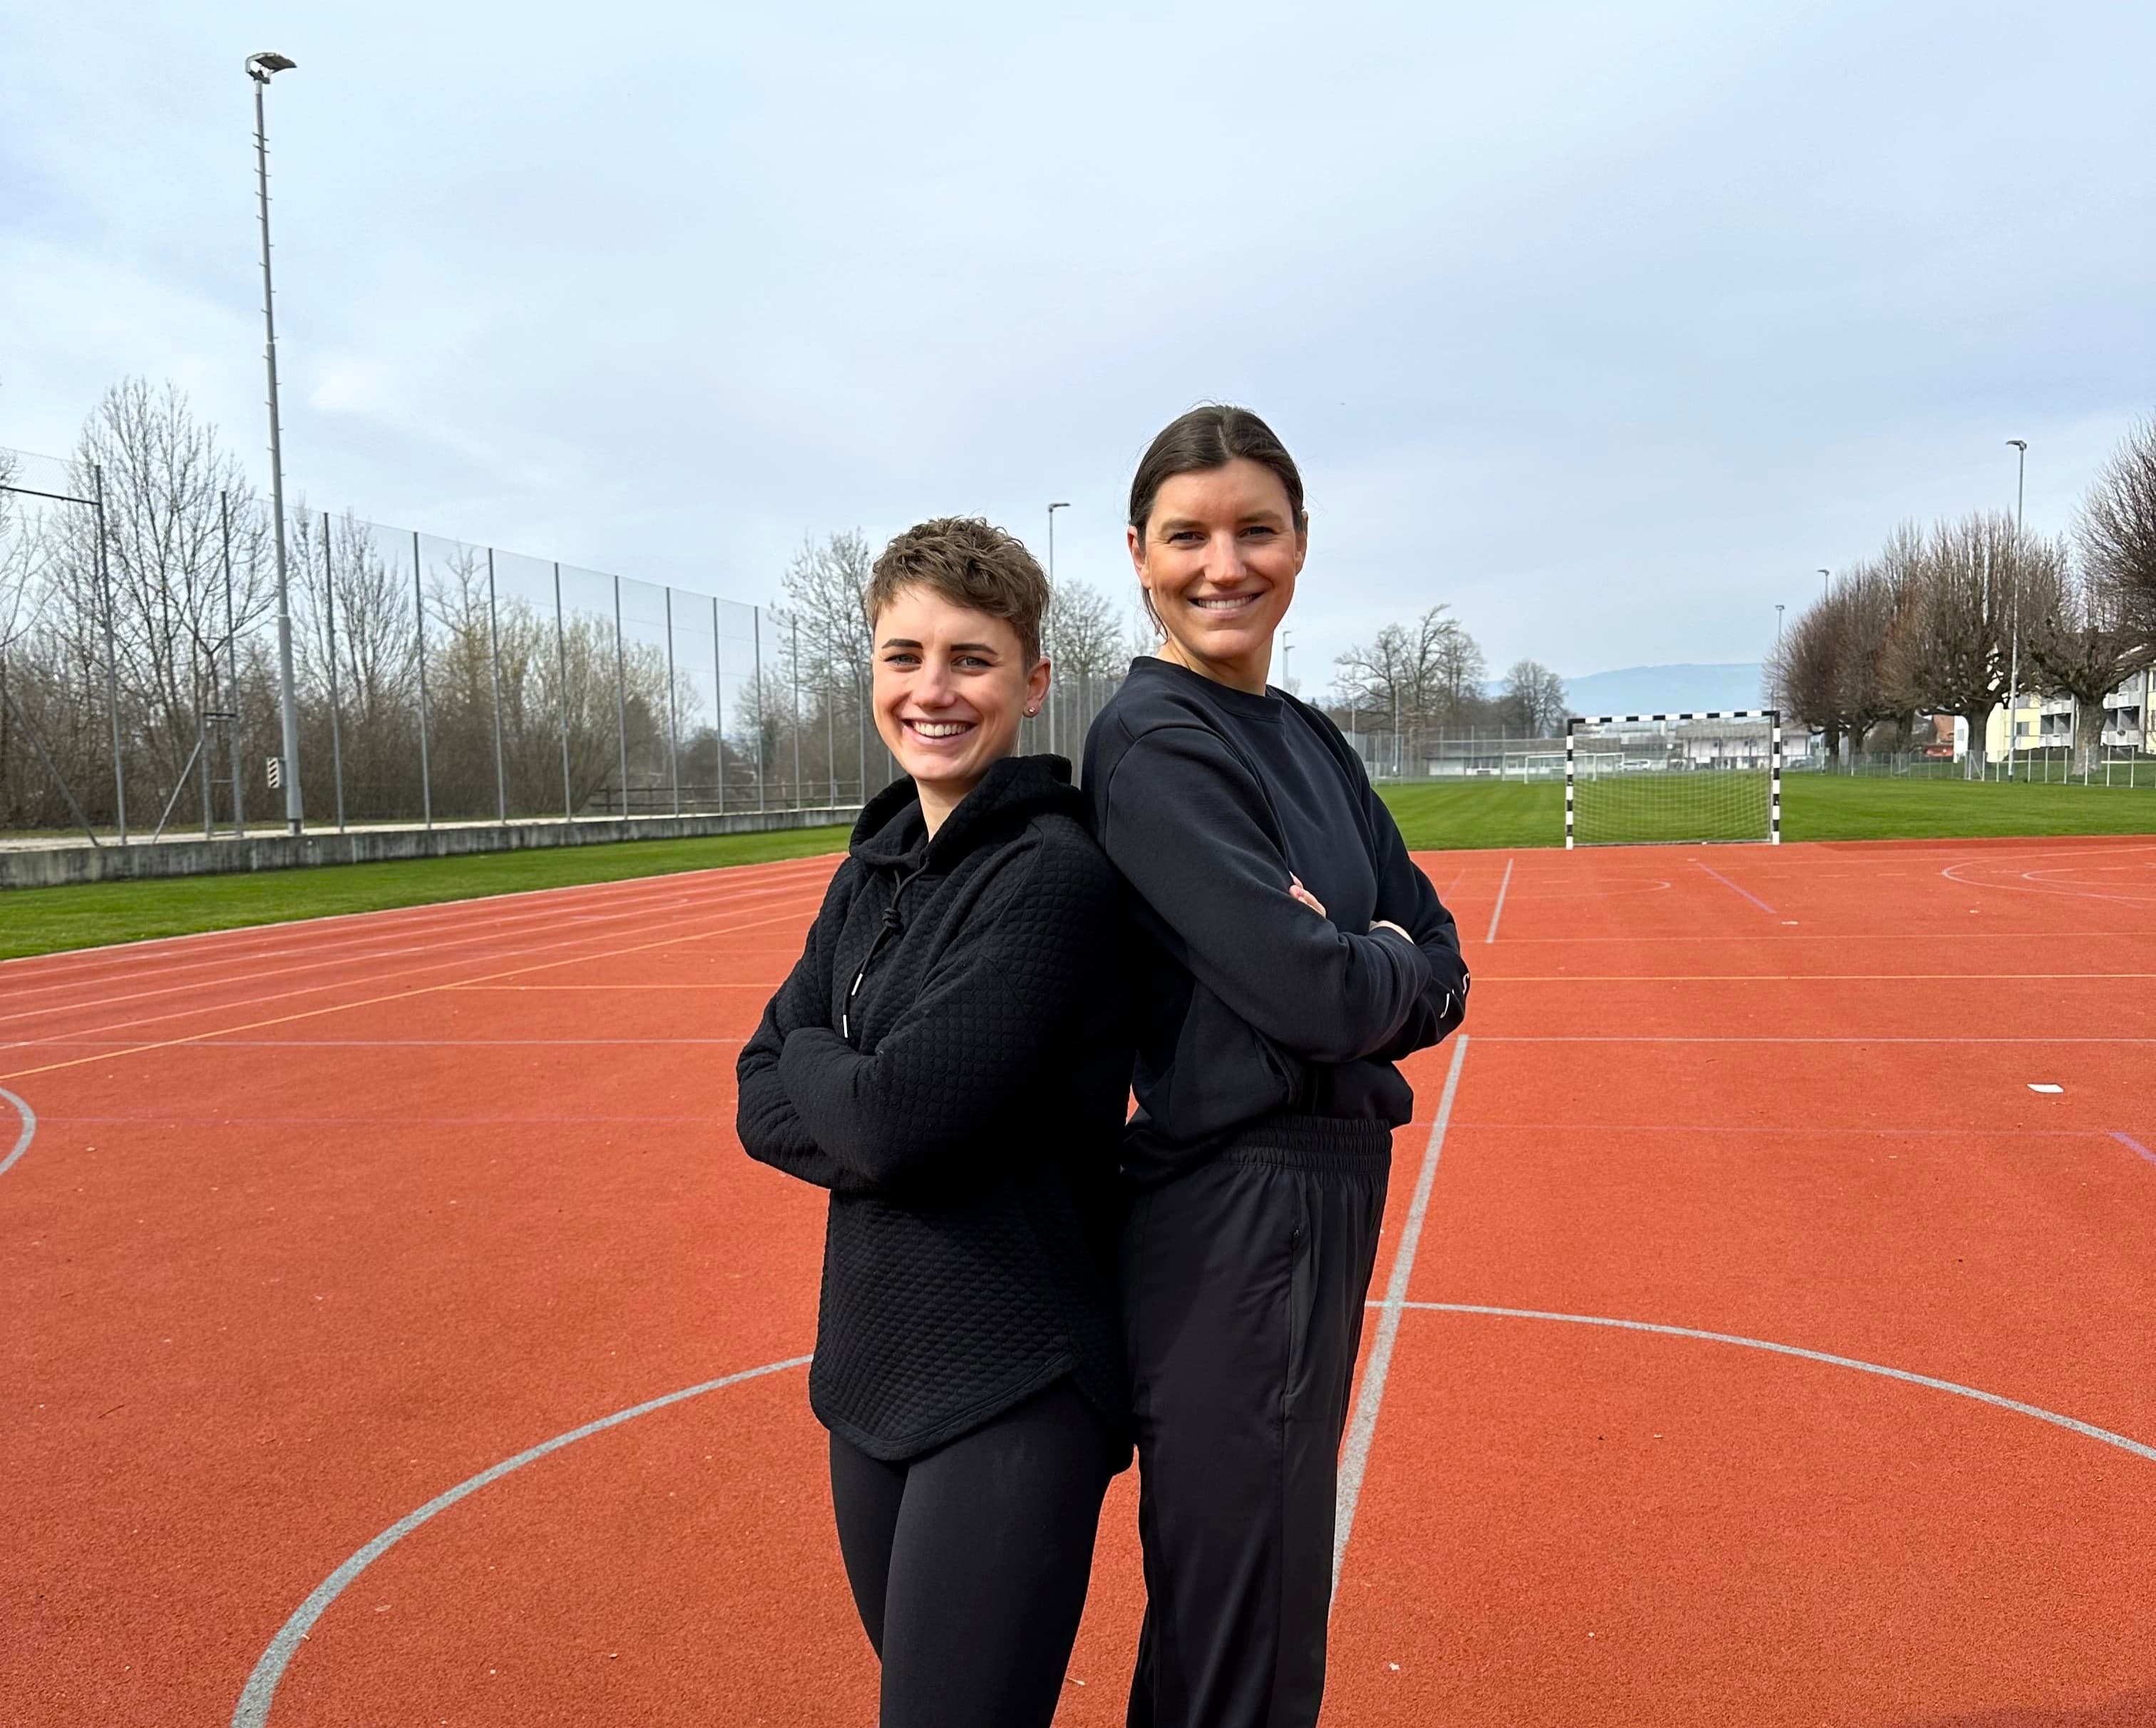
{"left": 1129, "top": 456, "right": 1306, "bottom": 694}
{"left": 871, "top": 582, "right": 1050, "bottom": 828}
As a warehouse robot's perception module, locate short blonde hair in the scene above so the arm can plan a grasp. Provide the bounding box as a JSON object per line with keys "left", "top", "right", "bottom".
{"left": 867, "top": 517, "right": 1050, "bottom": 662}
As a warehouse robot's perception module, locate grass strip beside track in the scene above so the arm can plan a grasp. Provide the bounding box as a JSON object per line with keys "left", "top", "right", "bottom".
{"left": 1381, "top": 774, "right": 2156, "bottom": 850}
{"left": 0, "top": 825, "right": 851, "bottom": 960}
{"left": 4, "top": 774, "right": 2150, "bottom": 961}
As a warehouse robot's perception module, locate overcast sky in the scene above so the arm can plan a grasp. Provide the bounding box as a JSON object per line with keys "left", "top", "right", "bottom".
{"left": 4, "top": 0, "right": 2152, "bottom": 691}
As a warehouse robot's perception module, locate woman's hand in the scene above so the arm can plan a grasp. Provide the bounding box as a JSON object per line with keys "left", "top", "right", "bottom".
{"left": 1288, "top": 875, "right": 1328, "bottom": 918}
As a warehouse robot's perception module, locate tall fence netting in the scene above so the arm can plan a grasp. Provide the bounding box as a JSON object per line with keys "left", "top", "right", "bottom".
{"left": 0, "top": 444, "right": 945, "bottom": 841}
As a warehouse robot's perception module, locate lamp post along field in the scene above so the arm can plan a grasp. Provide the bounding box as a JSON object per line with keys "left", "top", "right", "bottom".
{"left": 2006, "top": 438, "right": 2028, "bottom": 780}
{"left": 248, "top": 50, "right": 305, "bottom": 834}
{"left": 1045, "top": 501, "right": 1068, "bottom": 754}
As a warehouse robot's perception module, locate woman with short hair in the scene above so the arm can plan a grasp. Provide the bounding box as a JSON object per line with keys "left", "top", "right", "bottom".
{"left": 737, "top": 516, "right": 1130, "bottom": 1728}
{"left": 1084, "top": 406, "right": 1469, "bottom": 1728}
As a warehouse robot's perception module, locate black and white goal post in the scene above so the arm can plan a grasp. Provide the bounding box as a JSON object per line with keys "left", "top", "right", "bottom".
{"left": 1564, "top": 710, "right": 1782, "bottom": 849}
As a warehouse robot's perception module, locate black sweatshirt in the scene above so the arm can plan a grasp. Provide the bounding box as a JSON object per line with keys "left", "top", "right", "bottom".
{"left": 1082, "top": 656, "right": 1468, "bottom": 1183}
{"left": 736, "top": 754, "right": 1132, "bottom": 1461}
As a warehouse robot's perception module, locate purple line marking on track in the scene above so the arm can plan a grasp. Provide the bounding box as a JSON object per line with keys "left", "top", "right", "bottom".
{"left": 1692, "top": 860, "right": 1776, "bottom": 915}
{"left": 2114, "top": 1131, "right": 2156, "bottom": 1166}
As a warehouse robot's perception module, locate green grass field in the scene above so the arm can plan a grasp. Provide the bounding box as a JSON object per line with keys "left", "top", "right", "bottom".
{"left": 1, "top": 774, "right": 2150, "bottom": 961}
{"left": 0, "top": 825, "right": 853, "bottom": 962}
{"left": 1379, "top": 773, "right": 2156, "bottom": 850}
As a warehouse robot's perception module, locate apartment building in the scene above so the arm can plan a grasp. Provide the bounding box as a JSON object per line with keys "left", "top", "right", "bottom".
{"left": 1983, "top": 666, "right": 2153, "bottom": 757}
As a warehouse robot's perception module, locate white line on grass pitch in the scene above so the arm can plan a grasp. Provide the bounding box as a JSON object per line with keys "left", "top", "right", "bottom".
{"left": 1382, "top": 1304, "right": 2156, "bottom": 1466}
{"left": 230, "top": 1354, "right": 811, "bottom": 1728}
{"left": 1485, "top": 858, "right": 1514, "bottom": 944}
{"left": 1333, "top": 1032, "right": 1469, "bottom": 1602}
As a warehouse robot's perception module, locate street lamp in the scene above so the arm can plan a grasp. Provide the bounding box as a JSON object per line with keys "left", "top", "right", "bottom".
{"left": 1279, "top": 629, "right": 1293, "bottom": 690}
{"left": 1044, "top": 502, "right": 1069, "bottom": 753}
{"left": 2005, "top": 438, "right": 2028, "bottom": 779}
{"left": 248, "top": 50, "right": 304, "bottom": 834}
{"left": 1818, "top": 567, "right": 1830, "bottom": 600}
{"left": 1775, "top": 603, "right": 1785, "bottom": 647}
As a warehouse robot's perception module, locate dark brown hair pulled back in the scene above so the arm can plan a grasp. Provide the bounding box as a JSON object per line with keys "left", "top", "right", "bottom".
{"left": 1127, "top": 404, "right": 1308, "bottom": 540}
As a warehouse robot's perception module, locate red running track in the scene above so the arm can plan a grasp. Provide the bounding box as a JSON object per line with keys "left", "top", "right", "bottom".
{"left": 1, "top": 835, "right": 2152, "bottom": 1726}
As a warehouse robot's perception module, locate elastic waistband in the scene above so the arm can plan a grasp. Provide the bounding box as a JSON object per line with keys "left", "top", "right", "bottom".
{"left": 1218, "top": 1113, "right": 1393, "bottom": 1174}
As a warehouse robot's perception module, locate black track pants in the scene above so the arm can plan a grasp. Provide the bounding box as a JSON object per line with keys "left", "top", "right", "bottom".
{"left": 828, "top": 1377, "right": 1117, "bottom": 1728}
{"left": 1122, "top": 1121, "right": 1392, "bottom": 1728}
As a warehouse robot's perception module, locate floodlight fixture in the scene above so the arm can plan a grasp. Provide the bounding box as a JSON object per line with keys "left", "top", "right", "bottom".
{"left": 246, "top": 51, "right": 296, "bottom": 81}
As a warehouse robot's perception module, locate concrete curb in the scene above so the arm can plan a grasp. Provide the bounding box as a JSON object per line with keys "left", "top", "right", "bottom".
{"left": 0, "top": 808, "right": 860, "bottom": 889}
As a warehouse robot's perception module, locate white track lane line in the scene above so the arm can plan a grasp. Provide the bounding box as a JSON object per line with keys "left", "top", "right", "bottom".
{"left": 0, "top": 865, "right": 835, "bottom": 1031}
{"left": 1332, "top": 1032, "right": 1469, "bottom": 1600}
{"left": 1, "top": 880, "right": 828, "bottom": 1055}
{"left": 228, "top": 1354, "right": 812, "bottom": 1728}
{"left": 1385, "top": 1303, "right": 2156, "bottom": 1465}
{"left": 0, "top": 901, "right": 823, "bottom": 1084}
{"left": 1484, "top": 858, "right": 1514, "bottom": 944}
{"left": 0, "top": 1086, "right": 34, "bottom": 1176}
{"left": 0, "top": 852, "right": 841, "bottom": 1010}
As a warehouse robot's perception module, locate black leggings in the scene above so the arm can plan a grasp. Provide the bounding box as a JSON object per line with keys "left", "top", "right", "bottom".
{"left": 828, "top": 1377, "right": 1117, "bottom": 1728}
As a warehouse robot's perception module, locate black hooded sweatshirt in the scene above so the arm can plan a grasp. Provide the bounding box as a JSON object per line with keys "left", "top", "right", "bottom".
{"left": 736, "top": 754, "right": 1131, "bottom": 1462}
{"left": 1083, "top": 656, "right": 1469, "bottom": 1184}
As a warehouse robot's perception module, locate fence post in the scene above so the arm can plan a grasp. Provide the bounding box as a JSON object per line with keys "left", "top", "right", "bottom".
{"left": 612, "top": 573, "right": 630, "bottom": 820}
{"left": 486, "top": 547, "right": 508, "bottom": 823}
{"left": 218, "top": 493, "right": 247, "bottom": 838}
{"left": 91, "top": 463, "right": 127, "bottom": 842}
{"left": 664, "top": 585, "right": 681, "bottom": 817}
{"left": 411, "top": 528, "right": 433, "bottom": 830}
{"left": 553, "top": 561, "right": 573, "bottom": 823}
{"left": 323, "top": 514, "right": 346, "bottom": 832}
{"left": 754, "top": 605, "right": 766, "bottom": 813}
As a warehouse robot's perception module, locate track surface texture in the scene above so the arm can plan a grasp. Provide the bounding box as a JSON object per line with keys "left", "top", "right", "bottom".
{"left": 4, "top": 835, "right": 2152, "bottom": 1727}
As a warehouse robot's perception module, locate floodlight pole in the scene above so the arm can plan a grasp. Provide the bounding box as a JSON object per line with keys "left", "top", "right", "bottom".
{"left": 1280, "top": 629, "right": 1294, "bottom": 689}
{"left": 1045, "top": 501, "right": 1068, "bottom": 755}
{"left": 1817, "top": 567, "right": 1829, "bottom": 601}
{"left": 249, "top": 51, "right": 304, "bottom": 833}
{"left": 2006, "top": 439, "right": 2027, "bottom": 781}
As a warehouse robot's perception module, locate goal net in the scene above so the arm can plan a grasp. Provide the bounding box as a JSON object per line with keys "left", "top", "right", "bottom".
{"left": 1565, "top": 711, "right": 1781, "bottom": 847}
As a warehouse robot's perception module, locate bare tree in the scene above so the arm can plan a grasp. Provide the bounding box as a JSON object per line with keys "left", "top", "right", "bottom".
{"left": 1333, "top": 605, "right": 1481, "bottom": 763}
{"left": 2023, "top": 543, "right": 2148, "bottom": 772}
{"left": 1429, "top": 614, "right": 1487, "bottom": 732}
{"left": 59, "top": 381, "right": 272, "bottom": 817}
{"left": 1499, "top": 659, "right": 1568, "bottom": 735}
{"left": 1767, "top": 595, "right": 1847, "bottom": 764}
{"left": 1832, "top": 552, "right": 1912, "bottom": 754}
{"left": 1331, "top": 622, "right": 1419, "bottom": 741}
{"left": 1124, "top": 595, "right": 1162, "bottom": 663}
{"left": 2079, "top": 412, "right": 2156, "bottom": 644}
{"left": 781, "top": 530, "right": 879, "bottom": 798}
{"left": 1884, "top": 513, "right": 2023, "bottom": 776}
{"left": 1044, "top": 580, "right": 1124, "bottom": 682}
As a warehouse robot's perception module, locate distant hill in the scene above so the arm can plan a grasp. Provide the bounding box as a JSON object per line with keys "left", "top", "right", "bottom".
{"left": 1560, "top": 662, "right": 1768, "bottom": 718}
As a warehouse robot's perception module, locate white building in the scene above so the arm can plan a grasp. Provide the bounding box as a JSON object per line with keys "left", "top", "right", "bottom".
{"left": 1986, "top": 666, "right": 2152, "bottom": 758}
